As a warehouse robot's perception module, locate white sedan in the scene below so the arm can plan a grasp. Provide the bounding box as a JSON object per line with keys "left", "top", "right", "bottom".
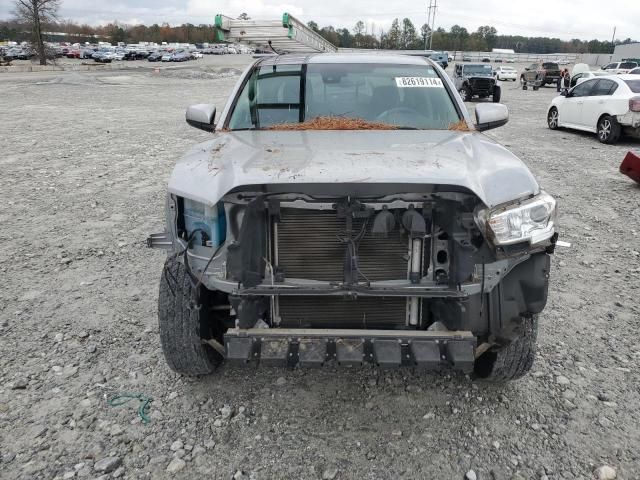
{"left": 547, "top": 75, "right": 640, "bottom": 144}
{"left": 494, "top": 66, "right": 517, "bottom": 81}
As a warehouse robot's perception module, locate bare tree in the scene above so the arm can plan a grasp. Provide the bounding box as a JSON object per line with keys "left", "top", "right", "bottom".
{"left": 13, "top": 0, "right": 60, "bottom": 65}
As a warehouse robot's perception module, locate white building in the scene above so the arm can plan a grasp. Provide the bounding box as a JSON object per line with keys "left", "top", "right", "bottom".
{"left": 613, "top": 42, "right": 640, "bottom": 60}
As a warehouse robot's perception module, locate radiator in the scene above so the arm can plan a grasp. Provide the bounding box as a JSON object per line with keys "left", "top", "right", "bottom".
{"left": 275, "top": 208, "right": 409, "bottom": 282}
{"left": 274, "top": 207, "right": 411, "bottom": 328}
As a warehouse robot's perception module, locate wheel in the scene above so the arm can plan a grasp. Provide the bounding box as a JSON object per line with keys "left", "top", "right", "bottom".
{"left": 458, "top": 87, "right": 472, "bottom": 102}
{"left": 547, "top": 107, "right": 559, "bottom": 130}
{"left": 522, "top": 85, "right": 528, "bottom": 90}
{"left": 158, "top": 257, "right": 225, "bottom": 375}
{"left": 474, "top": 315, "right": 538, "bottom": 382}
{"left": 533, "top": 85, "right": 539, "bottom": 91}
{"left": 492, "top": 86, "right": 501, "bottom": 103}
{"left": 597, "top": 115, "right": 622, "bottom": 144}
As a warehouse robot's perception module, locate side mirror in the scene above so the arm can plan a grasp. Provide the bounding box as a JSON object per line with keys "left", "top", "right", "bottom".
{"left": 560, "top": 90, "right": 568, "bottom": 97}
{"left": 524, "top": 67, "right": 530, "bottom": 71}
{"left": 185, "top": 104, "right": 216, "bottom": 132}
{"left": 475, "top": 103, "right": 509, "bottom": 132}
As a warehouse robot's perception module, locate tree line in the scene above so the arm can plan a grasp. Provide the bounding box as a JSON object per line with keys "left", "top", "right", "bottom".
{"left": 309, "top": 19, "right": 634, "bottom": 54}
{"left": 2, "top": 15, "right": 636, "bottom": 55}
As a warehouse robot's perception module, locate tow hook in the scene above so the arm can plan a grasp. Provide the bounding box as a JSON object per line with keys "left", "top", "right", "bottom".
{"left": 147, "top": 232, "right": 172, "bottom": 249}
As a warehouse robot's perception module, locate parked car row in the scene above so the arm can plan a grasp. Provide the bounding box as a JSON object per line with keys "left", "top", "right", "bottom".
{"left": 201, "top": 45, "right": 252, "bottom": 54}
{"left": 3, "top": 41, "right": 248, "bottom": 64}
{"left": 3, "top": 47, "right": 36, "bottom": 60}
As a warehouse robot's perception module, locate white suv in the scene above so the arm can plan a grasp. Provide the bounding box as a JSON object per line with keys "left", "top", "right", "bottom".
{"left": 601, "top": 61, "right": 639, "bottom": 74}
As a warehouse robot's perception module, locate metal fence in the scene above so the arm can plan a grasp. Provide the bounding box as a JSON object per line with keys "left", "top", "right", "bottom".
{"left": 337, "top": 48, "right": 580, "bottom": 64}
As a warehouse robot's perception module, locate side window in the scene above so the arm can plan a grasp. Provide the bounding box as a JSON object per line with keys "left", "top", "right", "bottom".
{"left": 591, "top": 79, "right": 617, "bottom": 96}
{"left": 571, "top": 79, "right": 596, "bottom": 97}
{"left": 228, "top": 65, "right": 302, "bottom": 129}
{"left": 456, "top": 65, "right": 462, "bottom": 75}
{"left": 603, "top": 63, "right": 616, "bottom": 70}
{"left": 620, "top": 62, "right": 637, "bottom": 69}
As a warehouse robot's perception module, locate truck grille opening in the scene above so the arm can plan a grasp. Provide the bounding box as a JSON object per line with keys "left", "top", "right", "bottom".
{"left": 470, "top": 78, "right": 492, "bottom": 91}
{"left": 276, "top": 208, "right": 409, "bottom": 282}
{"left": 278, "top": 296, "right": 407, "bottom": 328}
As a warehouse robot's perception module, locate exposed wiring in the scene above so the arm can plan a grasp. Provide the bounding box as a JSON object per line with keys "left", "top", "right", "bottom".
{"left": 190, "top": 242, "right": 225, "bottom": 309}
{"left": 163, "top": 228, "right": 205, "bottom": 297}
{"left": 479, "top": 262, "right": 486, "bottom": 319}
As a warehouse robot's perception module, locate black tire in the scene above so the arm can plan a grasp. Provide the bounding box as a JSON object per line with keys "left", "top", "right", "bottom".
{"left": 597, "top": 114, "right": 622, "bottom": 144}
{"left": 492, "top": 86, "right": 501, "bottom": 103}
{"left": 533, "top": 86, "right": 539, "bottom": 91}
{"left": 459, "top": 86, "right": 472, "bottom": 102}
{"left": 547, "top": 107, "right": 559, "bottom": 130}
{"left": 474, "top": 315, "right": 538, "bottom": 382}
{"left": 522, "top": 85, "right": 528, "bottom": 90}
{"left": 158, "top": 257, "right": 224, "bottom": 375}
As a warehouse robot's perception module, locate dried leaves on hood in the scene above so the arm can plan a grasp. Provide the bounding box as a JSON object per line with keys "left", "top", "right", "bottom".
{"left": 264, "top": 116, "right": 474, "bottom": 132}
{"left": 448, "top": 120, "right": 474, "bottom": 131}
{"left": 266, "top": 116, "right": 398, "bottom": 131}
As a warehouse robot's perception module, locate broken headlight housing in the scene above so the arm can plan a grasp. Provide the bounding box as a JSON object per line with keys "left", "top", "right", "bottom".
{"left": 476, "top": 191, "right": 556, "bottom": 246}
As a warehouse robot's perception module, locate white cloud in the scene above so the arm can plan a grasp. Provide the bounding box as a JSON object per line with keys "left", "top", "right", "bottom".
{"left": 0, "top": 0, "right": 637, "bottom": 41}
{"left": 186, "top": 0, "right": 303, "bottom": 19}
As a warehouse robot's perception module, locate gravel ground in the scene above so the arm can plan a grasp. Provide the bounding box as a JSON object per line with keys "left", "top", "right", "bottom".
{"left": 0, "top": 56, "right": 639, "bottom": 480}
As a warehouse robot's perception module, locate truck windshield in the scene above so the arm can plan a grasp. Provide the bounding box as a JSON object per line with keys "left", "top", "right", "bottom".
{"left": 542, "top": 63, "right": 559, "bottom": 70}
{"left": 228, "top": 62, "right": 460, "bottom": 130}
{"left": 464, "top": 65, "right": 493, "bottom": 74}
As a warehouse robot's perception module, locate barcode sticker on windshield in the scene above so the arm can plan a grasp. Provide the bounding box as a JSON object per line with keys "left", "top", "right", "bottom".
{"left": 395, "top": 77, "right": 443, "bottom": 88}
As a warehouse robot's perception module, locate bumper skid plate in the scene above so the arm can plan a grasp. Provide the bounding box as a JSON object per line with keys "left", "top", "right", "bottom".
{"left": 224, "top": 328, "right": 476, "bottom": 372}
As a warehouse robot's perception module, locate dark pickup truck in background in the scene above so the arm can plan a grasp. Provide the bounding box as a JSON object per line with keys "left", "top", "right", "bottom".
{"left": 520, "top": 62, "right": 561, "bottom": 87}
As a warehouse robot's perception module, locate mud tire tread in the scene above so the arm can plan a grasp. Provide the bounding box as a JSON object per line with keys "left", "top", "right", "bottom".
{"left": 475, "top": 315, "right": 538, "bottom": 382}
{"left": 158, "top": 257, "right": 219, "bottom": 375}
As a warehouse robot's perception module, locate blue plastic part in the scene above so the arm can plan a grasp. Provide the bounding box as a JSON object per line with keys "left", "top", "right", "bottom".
{"left": 183, "top": 199, "right": 226, "bottom": 247}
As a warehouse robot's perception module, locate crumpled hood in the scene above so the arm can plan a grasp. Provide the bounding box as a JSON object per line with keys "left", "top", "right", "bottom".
{"left": 168, "top": 130, "right": 539, "bottom": 208}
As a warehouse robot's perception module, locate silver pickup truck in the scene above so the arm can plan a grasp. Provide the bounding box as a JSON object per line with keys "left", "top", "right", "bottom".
{"left": 148, "top": 53, "right": 557, "bottom": 383}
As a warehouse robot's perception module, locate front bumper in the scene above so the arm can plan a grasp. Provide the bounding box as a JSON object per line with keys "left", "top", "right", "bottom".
{"left": 224, "top": 327, "right": 476, "bottom": 371}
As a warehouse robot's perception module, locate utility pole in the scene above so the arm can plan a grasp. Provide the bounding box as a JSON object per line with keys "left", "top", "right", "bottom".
{"left": 425, "top": 1, "right": 431, "bottom": 50}
{"left": 429, "top": 0, "right": 437, "bottom": 50}
{"left": 609, "top": 26, "right": 616, "bottom": 62}
{"left": 425, "top": 0, "right": 438, "bottom": 50}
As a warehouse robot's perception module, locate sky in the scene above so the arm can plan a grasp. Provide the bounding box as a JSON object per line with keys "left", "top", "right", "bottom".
{"left": 0, "top": 0, "right": 638, "bottom": 42}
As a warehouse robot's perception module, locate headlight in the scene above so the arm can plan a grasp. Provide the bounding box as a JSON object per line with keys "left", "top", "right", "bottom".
{"left": 476, "top": 192, "right": 556, "bottom": 246}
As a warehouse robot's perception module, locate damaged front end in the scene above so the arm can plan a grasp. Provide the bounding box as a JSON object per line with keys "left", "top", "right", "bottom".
{"left": 149, "top": 183, "right": 556, "bottom": 372}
